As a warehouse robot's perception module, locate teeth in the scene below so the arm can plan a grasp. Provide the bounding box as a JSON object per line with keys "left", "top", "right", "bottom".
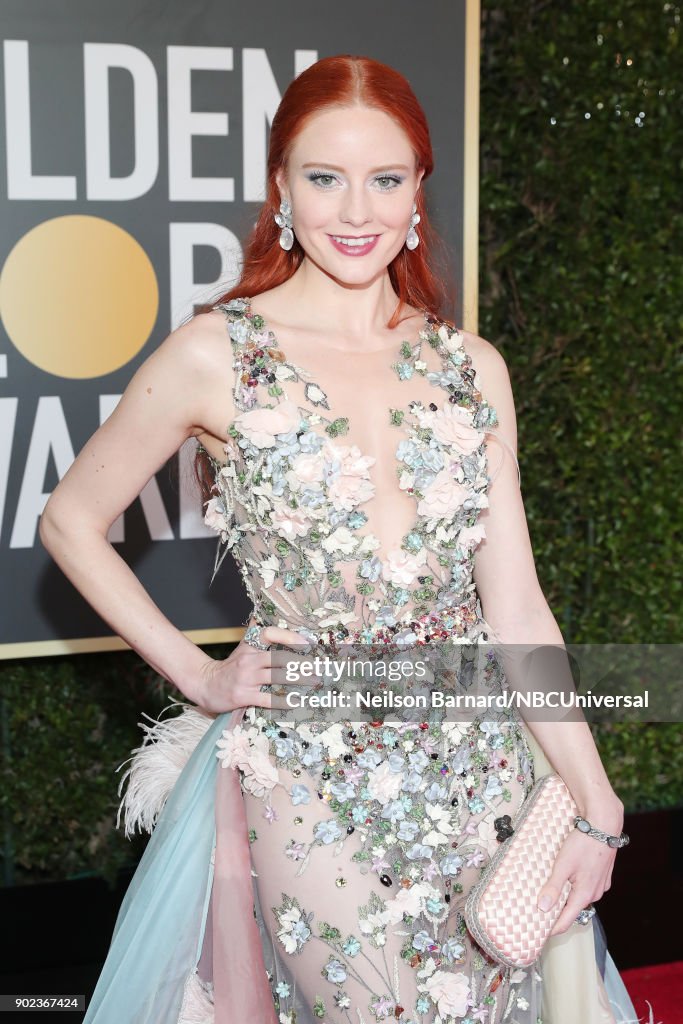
{"left": 332, "top": 235, "right": 376, "bottom": 247}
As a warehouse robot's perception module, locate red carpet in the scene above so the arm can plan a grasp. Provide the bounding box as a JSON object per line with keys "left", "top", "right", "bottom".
{"left": 621, "top": 961, "right": 683, "bottom": 1024}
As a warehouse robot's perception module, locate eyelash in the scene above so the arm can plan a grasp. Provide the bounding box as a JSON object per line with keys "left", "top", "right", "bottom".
{"left": 307, "top": 170, "right": 404, "bottom": 190}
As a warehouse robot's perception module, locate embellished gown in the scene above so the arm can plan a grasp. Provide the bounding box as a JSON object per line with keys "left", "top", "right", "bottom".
{"left": 82, "top": 297, "right": 640, "bottom": 1024}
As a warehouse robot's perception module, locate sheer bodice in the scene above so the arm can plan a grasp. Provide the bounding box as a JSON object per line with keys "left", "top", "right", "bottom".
{"left": 199, "top": 296, "right": 504, "bottom": 646}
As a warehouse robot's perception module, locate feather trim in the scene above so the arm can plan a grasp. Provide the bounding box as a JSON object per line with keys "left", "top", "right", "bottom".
{"left": 115, "top": 701, "right": 215, "bottom": 838}
{"left": 177, "top": 968, "right": 214, "bottom": 1023}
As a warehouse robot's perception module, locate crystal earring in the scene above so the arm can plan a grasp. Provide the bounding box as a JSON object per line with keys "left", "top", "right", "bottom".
{"left": 274, "top": 198, "right": 294, "bottom": 251}
{"left": 406, "top": 201, "right": 421, "bottom": 250}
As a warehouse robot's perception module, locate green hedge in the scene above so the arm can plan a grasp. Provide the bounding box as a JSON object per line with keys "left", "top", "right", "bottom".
{"left": 478, "top": 0, "right": 682, "bottom": 811}
{"left": 1, "top": 2, "right": 680, "bottom": 886}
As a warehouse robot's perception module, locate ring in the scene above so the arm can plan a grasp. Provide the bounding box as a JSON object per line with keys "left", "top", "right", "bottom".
{"left": 576, "top": 904, "right": 596, "bottom": 926}
{"left": 244, "top": 625, "right": 270, "bottom": 652}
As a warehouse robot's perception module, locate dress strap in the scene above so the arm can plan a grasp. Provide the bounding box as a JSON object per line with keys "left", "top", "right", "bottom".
{"left": 483, "top": 425, "right": 522, "bottom": 488}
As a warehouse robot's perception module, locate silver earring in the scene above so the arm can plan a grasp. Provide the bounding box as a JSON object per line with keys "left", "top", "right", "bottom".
{"left": 274, "top": 198, "right": 294, "bottom": 251}
{"left": 406, "top": 201, "right": 420, "bottom": 250}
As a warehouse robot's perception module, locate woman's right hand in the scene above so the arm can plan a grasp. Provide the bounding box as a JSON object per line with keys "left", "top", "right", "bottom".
{"left": 194, "top": 624, "right": 317, "bottom": 715}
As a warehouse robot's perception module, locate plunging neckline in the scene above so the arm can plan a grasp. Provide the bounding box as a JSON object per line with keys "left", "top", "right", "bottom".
{"left": 235, "top": 296, "right": 434, "bottom": 568}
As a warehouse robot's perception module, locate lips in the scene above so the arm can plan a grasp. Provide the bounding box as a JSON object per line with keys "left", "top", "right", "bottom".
{"left": 328, "top": 234, "right": 380, "bottom": 257}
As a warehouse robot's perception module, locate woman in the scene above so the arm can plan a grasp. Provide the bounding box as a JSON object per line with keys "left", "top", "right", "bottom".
{"left": 40, "top": 56, "right": 640, "bottom": 1024}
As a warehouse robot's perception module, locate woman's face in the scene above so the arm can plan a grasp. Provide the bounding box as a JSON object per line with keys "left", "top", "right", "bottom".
{"left": 276, "top": 105, "right": 425, "bottom": 285}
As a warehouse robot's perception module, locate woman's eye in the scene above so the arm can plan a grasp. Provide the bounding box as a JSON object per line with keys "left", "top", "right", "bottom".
{"left": 375, "top": 175, "right": 403, "bottom": 189}
{"left": 309, "top": 173, "right": 338, "bottom": 188}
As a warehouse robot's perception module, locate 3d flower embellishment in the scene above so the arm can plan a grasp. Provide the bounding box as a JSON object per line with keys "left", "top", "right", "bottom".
{"left": 366, "top": 760, "right": 404, "bottom": 803}
{"left": 381, "top": 547, "right": 428, "bottom": 587}
{"left": 288, "top": 450, "right": 325, "bottom": 485}
{"left": 426, "top": 403, "right": 484, "bottom": 454}
{"left": 437, "top": 322, "right": 465, "bottom": 355}
{"left": 235, "top": 399, "right": 301, "bottom": 448}
{"left": 215, "top": 724, "right": 280, "bottom": 798}
{"left": 416, "top": 469, "right": 470, "bottom": 519}
{"left": 270, "top": 506, "right": 312, "bottom": 540}
{"left": 380, "top": 881, "right": 436, "bottom": 925}
{"left": 423, "top": 970, "right": 471, "bottom": 1019}
{"left": 325, "top": 442, "right": 376, "bottom": 512}
{"left": 457, "top": 523, "right": 487, "bottom": 552}
{"left": 203, "top": 496, "right": 230, "bottom": 540}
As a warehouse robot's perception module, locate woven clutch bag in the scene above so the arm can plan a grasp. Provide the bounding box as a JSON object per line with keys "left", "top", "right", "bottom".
{"left": 464, "top": 772, "right": 578, "bottom": 967}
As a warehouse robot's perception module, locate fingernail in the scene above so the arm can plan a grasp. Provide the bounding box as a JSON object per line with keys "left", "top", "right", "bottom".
{"left": 539, "top": 894, "right": 554, "bottom": 911}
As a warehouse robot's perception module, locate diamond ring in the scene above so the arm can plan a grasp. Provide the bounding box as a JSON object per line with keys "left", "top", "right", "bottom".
{"left": 244, "top": 625, "right": 270, "bottom": 651}
{"left": 576, "top": 904, "right": 596, "bottom": 926}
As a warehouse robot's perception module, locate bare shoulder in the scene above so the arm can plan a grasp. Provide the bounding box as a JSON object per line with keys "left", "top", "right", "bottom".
{"left": 164, "top": 308, "right": 230, "bottom": 374}
{"left": 164, "top": 308, "right": 238, "bottom": 458}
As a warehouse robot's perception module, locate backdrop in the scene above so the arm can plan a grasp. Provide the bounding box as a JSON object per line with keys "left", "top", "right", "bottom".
{"left": 0, "top": 0, "right": 479, "bottom": 657}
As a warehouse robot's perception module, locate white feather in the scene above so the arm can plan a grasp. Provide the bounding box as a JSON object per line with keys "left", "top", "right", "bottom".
{"left": 115, "top": 701, "right": 214, "bottom": 838}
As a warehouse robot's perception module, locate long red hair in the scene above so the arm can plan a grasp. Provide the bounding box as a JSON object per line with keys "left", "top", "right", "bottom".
{"left": 193, "top": 54, "right": 456, "bottom": 499}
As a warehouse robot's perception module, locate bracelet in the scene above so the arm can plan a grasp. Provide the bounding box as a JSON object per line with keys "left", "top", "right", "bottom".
{"left": 573, "top": 815, "right": 630, "bottom": 849}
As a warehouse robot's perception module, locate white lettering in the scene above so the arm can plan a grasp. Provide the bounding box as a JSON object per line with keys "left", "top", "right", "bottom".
{"left": 3, "top": 40, "right": 77, "bottom": 199}
{"left": 11, "top": 397, "right": 75, "bottom": 548}
{"left": 167, "top": 46, "right": 234, "bottom": 202}
{"left": 84, "top": 43, "right": 159, "bottom": 200}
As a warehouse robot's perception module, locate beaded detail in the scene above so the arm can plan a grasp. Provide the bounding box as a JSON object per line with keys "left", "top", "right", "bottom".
{"left": 199, "top": 296, "right": 543, "bottom": 1023}
{"left": 200, "top": 297, "right": 499, "bottom": 648}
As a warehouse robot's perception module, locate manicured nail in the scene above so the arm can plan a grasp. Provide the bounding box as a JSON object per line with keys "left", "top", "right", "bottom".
{"left": 539, "top": 894, "right": 553, "bottom": 911}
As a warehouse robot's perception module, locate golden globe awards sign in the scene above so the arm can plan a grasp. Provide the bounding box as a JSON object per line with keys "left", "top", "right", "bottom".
{"left": 0, "top": 0, "right": 479, "bottom": 657}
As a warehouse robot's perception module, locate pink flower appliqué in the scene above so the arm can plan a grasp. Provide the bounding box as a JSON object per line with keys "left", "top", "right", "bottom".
{"left": 270, "top": 506, "right": 311, "bottom": 540}
{"left": 428, "top": 403, "right": 484, "bottom": 454}
{"left": 417, "top": 469, "right": 470, "bottom": 519}
{"left": 235, "top": 399, "right": 301, "bottom": 449}
{"left": 366, "top": 761, "right": 404, "bottom": 803}
{"left": 325, "top": 442, "right": 376, "bottom": 512}
{"left": 215, "top": 725, "right": 279, "bottom": 799}
{"left": 203, "top": 496, "right": 228, "bottom": 539}
{"left": 457, "top": 523, "right": 487, "bottom": 551}
{"left": 424, "top": 970, "right": 471, "bottom": 1019}
{"left": 289, "top": 451, "right": 325, "bottom": 485}
{"left": 381, "top": 547, "right": 428, "bottom": 587}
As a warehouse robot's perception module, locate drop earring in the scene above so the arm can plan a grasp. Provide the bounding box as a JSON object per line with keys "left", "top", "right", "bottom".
{"left": 274, "top": 198, "right": 294, "bottom": 251}
{"left": 406, "top": 201, "right": 420, "bottom": 250}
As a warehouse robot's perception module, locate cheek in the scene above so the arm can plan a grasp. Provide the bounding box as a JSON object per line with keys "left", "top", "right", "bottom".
{"left": 291, "top": 192, "right": 333, "bottom": 231}
{"left": 382, "top": 201, "right": 413, "bottom": 229}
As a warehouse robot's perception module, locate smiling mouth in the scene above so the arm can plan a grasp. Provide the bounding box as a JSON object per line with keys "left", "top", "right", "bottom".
{"left": 328, "top": 234, "right": 380, "bottom": 250}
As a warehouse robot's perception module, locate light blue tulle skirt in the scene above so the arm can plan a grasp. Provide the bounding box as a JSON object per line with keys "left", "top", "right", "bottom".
{"left": 82, "top": 709, "right": 642, "bottom": 1024}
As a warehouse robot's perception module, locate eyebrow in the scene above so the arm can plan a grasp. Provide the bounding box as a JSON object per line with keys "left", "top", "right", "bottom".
{"left": 301, "top": 162, "right": 411, "bottom": 173}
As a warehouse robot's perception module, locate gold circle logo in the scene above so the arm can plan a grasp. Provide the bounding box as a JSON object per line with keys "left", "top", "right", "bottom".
{"left": 0, "top": 215, "right": 159, "bottom": 379}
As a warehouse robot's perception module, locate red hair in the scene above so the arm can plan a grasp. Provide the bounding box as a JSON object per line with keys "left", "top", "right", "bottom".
{"left": 194, "top": 55, "right": 456, "bottom": 497}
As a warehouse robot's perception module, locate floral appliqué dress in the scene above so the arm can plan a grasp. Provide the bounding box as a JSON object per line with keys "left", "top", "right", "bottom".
{"left": 86, "top": 297, "right": 637, "bottom": 1024}
{"left": 194, "top": 296, "right": 556, "bottom": 1024}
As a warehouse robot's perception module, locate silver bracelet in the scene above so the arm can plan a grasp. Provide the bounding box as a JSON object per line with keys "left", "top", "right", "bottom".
{"left": 573, "top": 815, "right": 630, "bottom": 849}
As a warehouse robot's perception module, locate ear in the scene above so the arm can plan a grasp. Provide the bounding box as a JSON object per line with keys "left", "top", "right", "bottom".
{"left": 275, "top": 167, "right": 288, "bottom": 203}
{"left": 415, "top": 167, "right": 426, "bottom": 192}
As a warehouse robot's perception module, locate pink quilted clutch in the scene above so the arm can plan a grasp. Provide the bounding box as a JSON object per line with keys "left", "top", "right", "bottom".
{"left": 464, "top": 772, "right": 578, "bottom": 967}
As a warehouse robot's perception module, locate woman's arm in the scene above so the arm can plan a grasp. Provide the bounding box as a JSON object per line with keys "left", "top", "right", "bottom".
{"left": 464, "top": 332, "right": 623, "bottom": 932}
{"left": 39, "top": 310, "right": 233, "bottom": 704}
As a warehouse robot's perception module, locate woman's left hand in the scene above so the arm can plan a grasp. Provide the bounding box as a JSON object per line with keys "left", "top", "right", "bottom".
{"left": 537, "top": 825, "right": 618, "bottom": 937}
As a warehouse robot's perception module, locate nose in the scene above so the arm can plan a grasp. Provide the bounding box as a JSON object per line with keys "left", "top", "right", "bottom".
{"left": 339, "top": 183, "right": 373, "bottom": 228}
